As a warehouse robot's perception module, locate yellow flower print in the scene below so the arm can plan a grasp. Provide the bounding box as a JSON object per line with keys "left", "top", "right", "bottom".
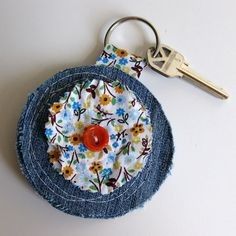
{"left": 115, "top": 48, "right": 128, "bottom": 57}
{"left": 62, "top": 165, "right": 74, "bottom": 178}
{"left": 69, "top": 133, "right": 81, "bottom": 145}
{"left": 89, "top": 161, "right": 103, "bottom": 174}
{"left": 48, "top": 148, "right": 61, "bottom": 164}
{"left": 115, "top": 85, "right": 124, "bottom": 94}
{"left": 75, "top": 120, "right": 84, "bottom": 130}
{"left": 132, "top": 136, "right": 141, "bottom": 144}
{"left": 99, "top": 94, "right": 111, "bottom": 106}
{"left": 134, "top": 161, "right": 143, "bottom": 170}
{"left": 114, "top": 124, "right": 123, "bottom": 132}
{"left": 51, "top": 102, "right": 63, "bottom": 113}
{"left": 84, "top": 113, "right": 91, "bottom": 122}
{"left": 123, "top": 66, "right": 131, "bottom": 74}
{"left": 83, "top": 100, "right": 91, "bottom": 109}
{"left": 113, "top": 160, "right": 121, "bottom": 170}
{"left": 86, "top": 151, "right": 95, "bottom": 159}
{"left": 130, "top": 123, "right": 145, "bottom": 136}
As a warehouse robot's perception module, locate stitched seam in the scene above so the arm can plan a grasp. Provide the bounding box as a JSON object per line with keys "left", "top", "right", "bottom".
{"left": 25, "top": 71, "right": 147, "bottom": 202}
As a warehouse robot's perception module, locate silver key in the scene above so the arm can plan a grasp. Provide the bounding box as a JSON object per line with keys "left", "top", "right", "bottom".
{"left": 147, "top": 44, "right": 229, "bottom": 99}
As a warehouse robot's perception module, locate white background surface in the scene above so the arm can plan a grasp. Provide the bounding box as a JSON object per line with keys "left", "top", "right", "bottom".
{"left": 0, "top": 0, "right": 235, "bottom": 235}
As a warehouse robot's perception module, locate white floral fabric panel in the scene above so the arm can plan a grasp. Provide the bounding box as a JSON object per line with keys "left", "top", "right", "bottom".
{"left": 45, "top": 79, "right": 153, "bottom": 194}
{"left": 96, "top": 44, "right": 147, "bottom": 79}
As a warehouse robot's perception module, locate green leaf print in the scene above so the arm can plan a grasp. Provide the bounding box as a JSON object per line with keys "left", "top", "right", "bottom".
{"left": 89, "top": 185, "right": 98, "bottom": 191}
{"left": 93, "top": 178, "right": 99, "bottom": 183}
{"left": 97, "top": 113, "right": 102, "bottom": 119}
{"left": 111, "top": 120, "right": 115, "bottom": 126}
{"left": 78, "top": 153, "right": 86, "bottom": 159}
{"left": 111, "top": 97, "right": 116, "bottom": 105}
{"left": 98, "top": 151, "right": 103, "bottom": 159}
{"left": 123, "top": 149, "right": 127, "bottom": 155}
{"left": 112, "top": 45, "right": 117, "bottom": 52}
{"left": 63, "top": 136, "right": 68, "bottom": 142}
{"left": 121, "top": 177, "right": 126, "bottom": 183}
{"left": 131, "top": 146, "right": 135, "bottom": 152}
{"left": 115, "top": 64, "right": 121, "bottom": 70}
{"left": 72, "top": 89, "right": 78, "bottom": 94}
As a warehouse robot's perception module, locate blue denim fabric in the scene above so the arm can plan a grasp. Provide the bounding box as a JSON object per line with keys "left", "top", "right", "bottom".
{"left": 16, "top": 65, "right": 174, "bottom": 218}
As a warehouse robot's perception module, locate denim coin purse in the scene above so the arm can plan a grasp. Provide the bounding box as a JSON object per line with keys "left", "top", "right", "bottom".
{"left": 16, "top": 17, "right": 174, "bottom": 218}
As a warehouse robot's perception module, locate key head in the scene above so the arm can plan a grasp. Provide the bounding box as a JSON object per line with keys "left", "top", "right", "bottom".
{"left": 147, "top": 44, "right": 186, "bottom": 77}
{"left": 147, "top": 44, "right": 229, "bottom": 99}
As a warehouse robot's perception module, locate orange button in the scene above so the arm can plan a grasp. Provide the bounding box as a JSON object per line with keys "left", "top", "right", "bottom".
{"left": 82, "top": 125, "right": 109, "bottom": 152}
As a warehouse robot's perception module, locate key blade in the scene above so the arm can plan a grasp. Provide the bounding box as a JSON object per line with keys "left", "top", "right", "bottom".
{"left": 178, "top": 64, "right": 229, "bottom": 99}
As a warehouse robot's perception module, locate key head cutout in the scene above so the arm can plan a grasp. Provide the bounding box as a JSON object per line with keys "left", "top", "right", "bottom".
{"left": 147, "top": 44, "right": 185, "bottom": 77}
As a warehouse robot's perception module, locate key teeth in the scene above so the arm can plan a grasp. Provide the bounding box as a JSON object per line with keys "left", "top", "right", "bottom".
{"left": 184, "top": 62, "right": 189, "bottom": 66}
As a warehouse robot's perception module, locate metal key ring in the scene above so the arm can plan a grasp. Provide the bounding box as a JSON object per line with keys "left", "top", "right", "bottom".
{"left": 104, "top": 16, "right": 161, "bottom": 58}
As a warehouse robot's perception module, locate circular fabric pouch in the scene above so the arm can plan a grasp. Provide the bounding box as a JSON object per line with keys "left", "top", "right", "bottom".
{"left": 45, "top": 78, "right": 153, "bottom": 195}
{"left": 16, "top": 65, "right": 174, "bottom": 218}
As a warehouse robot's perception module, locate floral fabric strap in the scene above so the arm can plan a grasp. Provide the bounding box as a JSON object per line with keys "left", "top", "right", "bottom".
{"left": 96, "top": 44, "right": 147, "bottom": 79}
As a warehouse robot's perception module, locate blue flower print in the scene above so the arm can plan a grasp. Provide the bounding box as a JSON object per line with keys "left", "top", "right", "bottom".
{"left": 129, "top": 109, "right": 140, "bottom": 121}
{"left": 142, "top": 117, "right": 150, "bottom": 125}
{"left": 45, "top": 128, "right": 53, "bottom": 137}
{"left": 102, "top": 57, "right": 109, "bottom": 63}
{"left": 64, "top": 152, "right": 70, "bottom": 159}
{"left": 76, "top": 162, "right": 92, "bottom": 188}
{"left": 116, "top": 95, "right": 126, "bottom": 105}
{"left": 79, "top": 143, "right": 87, "bottom": 152}
{"left": 122, "top": 138, "right": 127, "bottom": 144}
{"left": 72, "top": 102, "right": 81, "bottom": 110}
{"left": 110, "top": 134, "right": 116, "bottom": 140}
{"left": 75, "top": 162, "right": 89, "bottom": 177}
{"left": 76, "top": 162, "right": 86, "bottom": 172}
{"left": 116, "top": 108, "right": 125, "bottom": 116}
{"left": 112, "top": 142, "right": 119, "bottom": 148}
{"left": 124, "top": 155, "right": 135, "bottom": 165}
{"left": 108, "top": 152, "right": 116, "bottom": 162}
{"left": 96, "top": 56, "right": 102, "bottom": 62}
{"left": 61, "top": 109, "right": 72, "bottom": 120}
{"left": 67, "top": 145, "right": 74, "bottom": 151}
{"left": 110, "top": 53, "right": 116, "bottom": 60}
{"left": 63, "top": 122, "right": 75, "bottom": 134}
{"left": 101, "top": 168, "right": 112, "bottom": 178}
{"left": 118, "top": 58, "right": 128, "bottom": 65}
{"left": 106, "top": 124, "right": 114, "bottom": 134}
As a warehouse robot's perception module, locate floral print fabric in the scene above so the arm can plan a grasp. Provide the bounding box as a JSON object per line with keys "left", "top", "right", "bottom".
{"left": 96, "top": 44, "right": 147, "bottom": 79}
{"left": 45, "top": 79, "right": 153, "bottom": 194}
